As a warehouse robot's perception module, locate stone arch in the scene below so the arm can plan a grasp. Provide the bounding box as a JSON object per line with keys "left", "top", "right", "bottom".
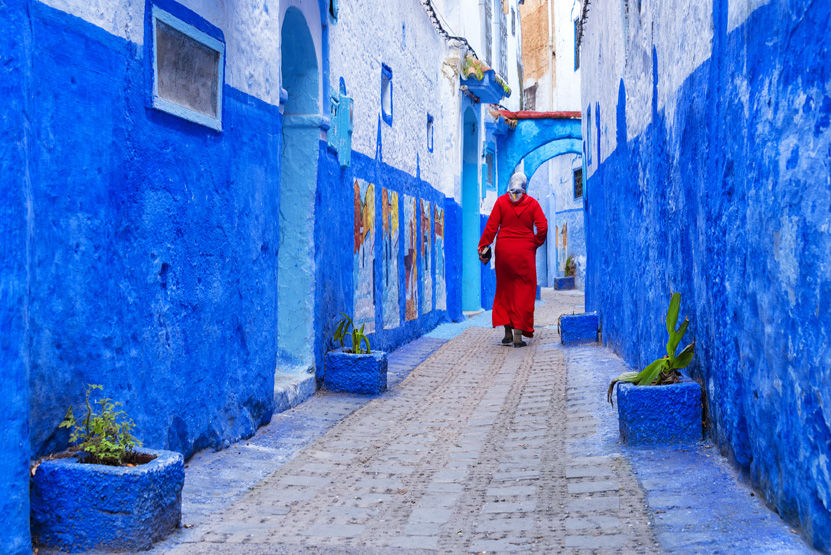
{"left": 496, "top": 118, "right": 582, "bottom": 192}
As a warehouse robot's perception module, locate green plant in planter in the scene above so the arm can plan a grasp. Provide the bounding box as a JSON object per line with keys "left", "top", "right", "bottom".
{"left": 564, "top": 255, "right": 576, "bottom": 277}
{"left": 607, "top": 292, "right": 696, "bottom": 405}
{"left": 59, "top": 384, "right": 142, "bottom": 465}
{"left": 333, "top": 312, "right": 371, "bottom": 354}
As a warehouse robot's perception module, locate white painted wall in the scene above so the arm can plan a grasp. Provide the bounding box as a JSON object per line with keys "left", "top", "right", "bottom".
{"left": 40, "top": 0, "right": 285, "bottom": 107}
{"left": 579, "top": 0, "right": 770, "bottom": 174}
{"left": 329, "top": 0, "right": 455, "bottom": 194}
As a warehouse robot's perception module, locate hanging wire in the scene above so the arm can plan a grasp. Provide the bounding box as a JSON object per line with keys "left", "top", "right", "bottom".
{"left": 420, "top": 0, "right": 480, "bottom": 60}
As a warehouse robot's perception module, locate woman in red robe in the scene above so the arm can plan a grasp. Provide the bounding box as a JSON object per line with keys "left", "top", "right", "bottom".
{"left": 478, "top": 173, "right": 548, "bottom": 347}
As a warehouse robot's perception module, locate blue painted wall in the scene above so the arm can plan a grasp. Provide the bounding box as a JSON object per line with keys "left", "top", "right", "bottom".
{"left": 443, "top": 198, "right": 464, "bottom": 322}
{"left": 26, "top": 2, "right": 279, "bottom": 459}
{"left": 585, "top": 2, "right": 830, "bottom": 548}
{"left": 0, "top": 2, "right": 32, "bottom": 552}
{"left": 315, "top": 145, "right": 456, "bottom": 378}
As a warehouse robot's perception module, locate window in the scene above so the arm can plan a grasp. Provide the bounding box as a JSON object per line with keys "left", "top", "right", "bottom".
{"left": 427, "top": 113, "right": 434, "bottom": 153}
{"left": 381, "top": 64, "right": 393, "bottom": 126}
{"left": 574, "top": 21, "right": 580, "bottom": 70}
{"left": 329, "top": 0, "right": 338, "bottom": 20}
{"left": 151, "top": 6, "right": 225, "bottom": 131}
{"left": 585, "top": 105, "right": 592, "bottom": 165}
{"left": 511, "top": 8, "right": 516, "bottom": 35}
{"left": 573, "top": 168, "right": 583, "bottom": 199}
{"left": 486, "top": 152, "right": 495, "bottom": 190}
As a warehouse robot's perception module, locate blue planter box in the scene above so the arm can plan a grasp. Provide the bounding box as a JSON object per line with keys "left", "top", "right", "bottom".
{"left": 560, "top": 312, "right": 599, "bottom": 345}
{"left": 554, "top": 276, "right": 575, "bottom": 290}
{"left": 31, "top": 448, "right": 184, "bottom": 552}
{"left": 617, "top": 380, "right": 703, "bottom": 445}
{"left": 324, "top": 349, "right": 388, "bottom": 395}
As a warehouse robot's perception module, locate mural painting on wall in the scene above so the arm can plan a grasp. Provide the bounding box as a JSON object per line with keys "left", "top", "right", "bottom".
{"left": 382, "top": 188, "right": 400, "bottom": 329}
{"left": 434, "top": 204, "right": 446, "bottom": 311}
{"left": 404, "top": 195, "right": 418, "bottom": 321}
{"left": 354, "top": 178, "right": 376, "bottom": 333}
{"left": 420, "top": 199, "right": 433, "bottom": 314}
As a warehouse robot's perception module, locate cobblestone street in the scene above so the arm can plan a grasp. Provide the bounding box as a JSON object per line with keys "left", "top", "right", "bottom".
{"left": 147, "top": 290, "right": 808, "bottom": 554}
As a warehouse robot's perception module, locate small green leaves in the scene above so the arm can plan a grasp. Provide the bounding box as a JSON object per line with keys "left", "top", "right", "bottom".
{"left": 62, "top": 384, "right": 141, "bottom": 465}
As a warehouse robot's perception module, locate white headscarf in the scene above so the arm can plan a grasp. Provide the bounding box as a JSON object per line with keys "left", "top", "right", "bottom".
{"left": 507, "top": 173, "right": 527, "bottom": 202}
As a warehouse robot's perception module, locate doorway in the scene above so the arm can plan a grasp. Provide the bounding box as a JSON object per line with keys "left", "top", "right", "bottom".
{"left": 278, "top": 7, "right": 318, "bottom": 374}
{"left": 461, "top": 107, "right": 480, "bottom": 312}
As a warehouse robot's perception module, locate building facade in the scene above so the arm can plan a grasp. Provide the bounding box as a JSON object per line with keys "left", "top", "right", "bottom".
{"left": 519, "top": 0, "right": 584, "bottom": 287}
{"left": 0, "top": 0, "right": 523, "bottom": 551}
{"left": 579, "top": 0, "right": 830, "bottom": 549}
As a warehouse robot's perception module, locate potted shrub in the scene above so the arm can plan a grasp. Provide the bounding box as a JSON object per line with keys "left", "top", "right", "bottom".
{"left": 324, "top": 313, "right": 388, "bottom": 394}
{"left": 30, "top": 385, "right": 184, "bottom": 552}
{"left": 607, "top": 293, "right": 703, "bottom": 445}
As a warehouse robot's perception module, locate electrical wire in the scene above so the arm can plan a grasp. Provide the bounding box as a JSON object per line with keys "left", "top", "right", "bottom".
{"left": 419, "top": 0, "right": 480, "bottom": 60}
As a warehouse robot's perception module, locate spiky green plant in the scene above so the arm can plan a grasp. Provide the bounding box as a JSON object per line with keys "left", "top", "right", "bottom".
{"left": 607, "top": 292, "right": 696, "bottom": 405}
{"left": 333, "top": 312, "right": 371, "bottom": 354}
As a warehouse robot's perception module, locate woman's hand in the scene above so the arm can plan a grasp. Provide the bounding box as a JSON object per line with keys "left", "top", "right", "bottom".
{"left": 478, "top": 246, "right": 491, "bottom": 264}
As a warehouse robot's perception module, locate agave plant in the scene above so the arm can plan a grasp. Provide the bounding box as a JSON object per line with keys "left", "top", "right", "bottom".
{"left": 607, "top": 292, "right": 695, "bottom": 405}
{"left": 333, "top": 313, "right": 371, "bottom": 354}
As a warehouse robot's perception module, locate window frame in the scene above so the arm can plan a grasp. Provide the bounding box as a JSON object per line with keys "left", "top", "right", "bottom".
{"left": 427, "top": 113, "right": 434, "bottom": 153}
{"left": 151, "top": 5, "right": 225, "bottom": 131}
{"left": 573, "top": 168, "right": 583, "bottom": 199}
{"left": 381, "top": 64, "right": 393, "bottom": 126}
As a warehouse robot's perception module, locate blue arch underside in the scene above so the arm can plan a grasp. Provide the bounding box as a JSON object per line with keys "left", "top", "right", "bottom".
{"left": 523, "top": 138, "right": 583, "bottom": 181}
{"left": 496, "top": 118, "right": 582, "bottom": 192}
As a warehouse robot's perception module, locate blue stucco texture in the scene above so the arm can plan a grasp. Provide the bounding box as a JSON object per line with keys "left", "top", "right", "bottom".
{"left": 26, "top": 3, "right": 279, "bottom": 460}
{"left": 554, "top": 276, "right": 575, "bottom": 290}
{"left": 30, "top": 448, "right": 184, "bottom": 552}
{"left": 560, "top": 312, "right": 598, "bottom": 345}
{"left": 324, "top": 350, "right": 388, "bottom": 395}
{"left": 585, "top": 1, "right": 830, "bottom": 547}
{"left": 616, "top": 381, "right": 703, "bottom": 445}
{"left": 0, "top": 2, "right": 32, "bottom": 553}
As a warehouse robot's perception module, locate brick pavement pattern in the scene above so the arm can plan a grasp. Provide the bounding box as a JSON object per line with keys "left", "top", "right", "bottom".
{"left": 167, "top": 291, "right": 659, "bottom": 553}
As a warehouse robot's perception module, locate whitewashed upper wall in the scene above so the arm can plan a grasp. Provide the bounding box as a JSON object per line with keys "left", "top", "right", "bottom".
{"left": 329, "top": 0, "right": 459, "bottom": 195}
{"left": 39, "top": 0, "right": 283, "bottom": 106}
{"left": 553, "top": 0, "right": 580, "bottom": 111}
{"left": 580, "top": 0, "right": 773, "bottom": 175}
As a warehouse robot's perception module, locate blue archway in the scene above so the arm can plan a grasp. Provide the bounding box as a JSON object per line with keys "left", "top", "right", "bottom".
{"left": 461, "top": 107, "right": 481, "bottom": 312}
{"left": 522, "top": 138, "right": 583, "bottom": 180}
{"left": 278, "top": 7, "right": 320, "bottom": 374}
{"left": 496, "top": 117, "right": 582, "bottom": 193}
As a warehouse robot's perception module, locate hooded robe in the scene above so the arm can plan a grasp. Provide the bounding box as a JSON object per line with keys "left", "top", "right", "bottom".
{"left": 478, "top": 193, "right": 548, "bottom": 337}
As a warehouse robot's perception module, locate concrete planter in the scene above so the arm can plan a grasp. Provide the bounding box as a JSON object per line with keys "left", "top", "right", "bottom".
{"left": 31, "top": 448, "right": 184, "bottom": 552}
{"left": 553, "top": 276, "right": 575, "bottom": 290}
{"left": 559, "top": 312, "right": 599, "bottom": 345}
{"left": 324, "top": 348, "right": 388, "bottom": 394}
{"left": 616, "top": 380, "right": 703, "bottom": 445}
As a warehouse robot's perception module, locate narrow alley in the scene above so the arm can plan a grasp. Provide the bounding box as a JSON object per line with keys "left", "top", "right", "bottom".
{"left": 140, "top": 291, "right": 807, "bottom": 553}
{"left": 3, "top": 0, "right": 829, "bottom": 553}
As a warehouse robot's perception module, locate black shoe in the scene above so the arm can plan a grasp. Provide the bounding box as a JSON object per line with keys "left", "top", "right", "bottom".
{"left": 512, "top": 329, "right": 527, "bottom": 348}
{"left": 501, "top": 325, "right": 513, "bottom": 345}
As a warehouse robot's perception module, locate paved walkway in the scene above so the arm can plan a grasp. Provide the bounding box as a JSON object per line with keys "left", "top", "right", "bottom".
{"left": 147, "top": 290, "right": 810, "bottom": 554}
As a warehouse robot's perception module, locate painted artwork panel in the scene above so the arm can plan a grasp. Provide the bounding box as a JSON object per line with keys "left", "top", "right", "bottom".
{"left": 434, "top": 204, "right": 446, "bottom": 311}
{"left": 382, "top": 188, "right": 400, "bottom": 329}
{"left": 420, "top": 199, "right": 432, "bottom": 314}
{"left": 404, "top": 195, "right": 418, "bottom": 321}
{"left": 354, "top": 178, "right": 375, "bottom": 333}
